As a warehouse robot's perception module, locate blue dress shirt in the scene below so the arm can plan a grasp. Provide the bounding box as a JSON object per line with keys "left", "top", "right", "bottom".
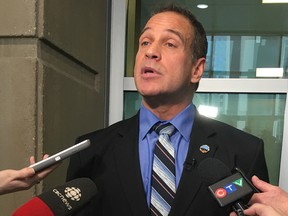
{"left": 138, "top": 103, "right": 195, "bottom": 206}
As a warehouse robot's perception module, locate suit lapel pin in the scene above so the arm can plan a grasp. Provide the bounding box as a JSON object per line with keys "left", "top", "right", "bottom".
{"left": 200, "top": 144, "right": 210, "bottom": 153}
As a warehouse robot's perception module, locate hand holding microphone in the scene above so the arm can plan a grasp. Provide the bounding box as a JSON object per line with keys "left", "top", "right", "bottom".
{"left": 0, "top": 155, "right": 59, "bottom": 195}
{"left": 0, "top": 139, "right": 90, "bottom": 196}
{"left": 197, "top": 158, "right": 259, "bottom": 216}
{"left": 241, "top": 203, "right": 283, "bottom": 216}
{"left": 235, "top": 176, "right": 288, "bottom": 216}
{"left": 12, "top": 178, "right": 98, "bottom": 216}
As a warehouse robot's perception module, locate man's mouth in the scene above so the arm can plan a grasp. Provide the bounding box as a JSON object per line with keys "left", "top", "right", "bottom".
{"left": 144, "top": 69, "right": 154, "bottom": 73}
{"left": 142, "top": 67, "right": 156, "bottom": 74}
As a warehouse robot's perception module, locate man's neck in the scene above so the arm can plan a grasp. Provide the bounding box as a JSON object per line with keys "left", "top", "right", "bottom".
{"left": 142, "top": 100, "right": 191, "bottom": 121}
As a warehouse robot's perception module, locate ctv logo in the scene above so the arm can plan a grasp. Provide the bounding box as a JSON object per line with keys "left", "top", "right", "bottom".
{"left": 214, "top": 178, "right": 243, "bottom": 199}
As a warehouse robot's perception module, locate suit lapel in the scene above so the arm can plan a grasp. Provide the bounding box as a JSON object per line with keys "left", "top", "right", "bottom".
{"left": 170, "top": 112, "right": 219, "bottom": 216}
{"left": 113, "top": 114, "right": 150, "bottom": 216}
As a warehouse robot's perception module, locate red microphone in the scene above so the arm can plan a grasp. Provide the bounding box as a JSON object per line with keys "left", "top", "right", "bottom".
{"left": 12, "top": 178, "right": 98, "bottom": 216}
{"left": 13, "top": 196, "right": 54, "bottom": 216}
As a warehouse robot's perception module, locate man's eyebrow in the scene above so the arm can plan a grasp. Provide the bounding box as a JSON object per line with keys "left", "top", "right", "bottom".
{"left": 140, "top": 27, "right": 151, "bottom": 37}
{"left": 166, "top": 29, "right": 185, "bottom": 43}
{"left": 140, "top": 27, "right": 185, "bottom": 43}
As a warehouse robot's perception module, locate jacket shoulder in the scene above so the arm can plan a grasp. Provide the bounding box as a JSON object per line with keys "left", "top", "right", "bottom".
{"left": 196, "top": 113, "right": 261, "bottom": 141}
{"left": 76, "top": 114, "right": 139, "bottom": 143}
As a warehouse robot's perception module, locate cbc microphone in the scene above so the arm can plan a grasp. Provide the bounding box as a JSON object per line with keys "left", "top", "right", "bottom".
{"left": 12, "top": 178, "right": 98, "bottom": 216}
{"left": 198, "top": 158, "right": 259, "bottom": 216}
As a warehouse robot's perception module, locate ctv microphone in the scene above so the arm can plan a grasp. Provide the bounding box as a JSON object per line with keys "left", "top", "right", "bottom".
{"left": 198, "top": 158, "right": 259, "bottom": 216}
{"left": 12, "top": 178, "right": 98, "bottom": 216}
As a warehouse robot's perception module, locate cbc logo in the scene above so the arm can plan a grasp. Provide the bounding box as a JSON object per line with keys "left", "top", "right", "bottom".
{"left": 65, "top": 187, "right": 82, "bottom": 201}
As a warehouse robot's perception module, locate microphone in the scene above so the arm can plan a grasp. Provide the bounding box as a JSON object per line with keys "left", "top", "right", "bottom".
{"left": 184, "top": 158, "right": 197, "bottom": 171}
{"left": 197, "top": 158, "right": 259, "bottom": 216}
{"left": 12, "top": 178, "right": 98, "bottom": 216}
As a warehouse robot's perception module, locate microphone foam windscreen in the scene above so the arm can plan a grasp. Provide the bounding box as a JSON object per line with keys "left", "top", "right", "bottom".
{"left": 197, "top": 158, "right": 232, "bottom": 184}
{"left": 39, "top": 178, "right": 97, "bottom": 216}
{"left": 12, "top": 197, "right": 54, "bottom": 216}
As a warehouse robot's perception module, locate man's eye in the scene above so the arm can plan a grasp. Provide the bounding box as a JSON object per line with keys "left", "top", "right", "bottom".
{"left": 166, "top": 43, "right": 175, "bottom": 48}
{"left": 141, "top": 41, "right": 150, "bottom": 46}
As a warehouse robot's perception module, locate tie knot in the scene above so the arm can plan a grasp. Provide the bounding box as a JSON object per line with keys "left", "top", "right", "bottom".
{"left": 153, "top": 122, "right": 175, "bottom": 136}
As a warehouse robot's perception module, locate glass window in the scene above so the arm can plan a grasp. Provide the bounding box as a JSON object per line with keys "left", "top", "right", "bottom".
{"left": 209, "top": 36, "right": 282, "bottom": 78}
{"left": 124, "top": 91, "right": 142, "bottom": 119}
{"left": 281, "top": 36, "right": 288, "bottom": 77}
{"left": 124, "top": 91, "right": 286, "bottom": 185}
{"left": 125, "top": 1, "right": 288, "bottom": 79}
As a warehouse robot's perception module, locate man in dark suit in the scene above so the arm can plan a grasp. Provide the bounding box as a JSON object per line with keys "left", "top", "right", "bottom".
{"left": 67, "top": 4, "right": 269, "bottom": 216}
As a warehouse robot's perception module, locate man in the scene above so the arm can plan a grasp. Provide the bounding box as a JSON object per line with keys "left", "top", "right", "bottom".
{"left": 231, "top": 176, "right": 288, "bottom": 216}
{"left": 67, "top": 4, "right": 269, "bottom": 216}
{"left": 0, "top": 155, "right": 58, "bottom": 195}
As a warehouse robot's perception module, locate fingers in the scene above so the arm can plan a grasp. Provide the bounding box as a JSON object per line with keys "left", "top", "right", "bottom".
{"left": 244, "top": 203, "right": 264, "bottom": 215}
{"left": 29, "top": 156, "right": 35, "bottom": 165}
{"left": 36, "top": 162, "right": 61, "bottom": 180}
{"left": 29, "top": 154, "right": 61, "bottom": 181}
{"left": 17, "top": 167, "right": 40, "bottom": 186}
{"left": 0, "top": 154, "right": 59, "bottom": 195}
{"left": 251, "top": 176, "right": 276, "bottom": 192}
{"left": 42, "top": 154, "right": 49, "bottom": 160}
{"left": 27, "top": 154, "right": 59, "bottom": 183}
{"left": 18, "top": 167, "right": 35, "bottom": 178}
{"left": 244, "top": 203, "right": 281, "bottom": 216}
{"left": 0, "top": 168, "right": 39, "bottom": 194}
{"left": 30, "top": 154, "right": 49, "bottom": 165}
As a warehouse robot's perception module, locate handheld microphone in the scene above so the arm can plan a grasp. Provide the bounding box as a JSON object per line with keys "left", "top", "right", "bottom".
{"left": 198, "top": 158, "right": 259, "bottom": 216}
{"left": 12, "top": 178, "right": 98, "bottom": 216}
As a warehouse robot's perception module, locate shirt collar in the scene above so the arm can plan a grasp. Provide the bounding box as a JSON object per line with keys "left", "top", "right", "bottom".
{"left": 139, "top": 105, "right": 159, "bottom": 140}
{"left": 139, "top": 103, "right": 195, "bottom": 141}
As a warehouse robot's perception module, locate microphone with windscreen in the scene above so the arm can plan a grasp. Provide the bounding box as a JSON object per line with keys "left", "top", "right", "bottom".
{"left": 12, "top": 178, "right": 98, "bottom": 216}
{"left": 198, "top": 158, "right": 260, "bottom": 216}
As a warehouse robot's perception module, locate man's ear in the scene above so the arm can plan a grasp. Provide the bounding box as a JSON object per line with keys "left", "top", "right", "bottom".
{"left": 191, "top": 57, "right": 206, "bottom": 83}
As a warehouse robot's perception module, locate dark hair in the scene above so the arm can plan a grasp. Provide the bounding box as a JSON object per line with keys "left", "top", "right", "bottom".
{"left": 153, "top": 4, "right": 208, "bottom": 63}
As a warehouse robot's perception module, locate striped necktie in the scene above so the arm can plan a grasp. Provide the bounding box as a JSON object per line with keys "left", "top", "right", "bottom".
{"left": 150, "top": 123, "right": 176, "bottom": 216}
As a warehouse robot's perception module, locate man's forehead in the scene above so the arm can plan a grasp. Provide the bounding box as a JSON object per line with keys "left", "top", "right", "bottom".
{"left": 141, "top": 12, "right": 193, "bottom": 39}
{"left": 146, "top": 11, "right": 189, "bottom": 26}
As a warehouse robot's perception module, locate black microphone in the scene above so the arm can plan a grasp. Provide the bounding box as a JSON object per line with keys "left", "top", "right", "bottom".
{"left": 12, "top": 178, "right": 98, "bottom": 216}
{"left": 184, "top": 158, "right": 197, "bottom": 171}
{"left": 198, "top": 158, "right": 259, "bottom": 216}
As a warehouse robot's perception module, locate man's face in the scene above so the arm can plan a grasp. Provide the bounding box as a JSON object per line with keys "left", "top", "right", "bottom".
{"left": 134, "top": 11, "right": 202, "bottom": 104}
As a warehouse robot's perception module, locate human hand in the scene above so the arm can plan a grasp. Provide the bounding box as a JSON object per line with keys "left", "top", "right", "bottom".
{"left": 229, "top": 204, "right": 283, "bottom": 216}
{"left": 0, "top": 167, "right": 35, "bottom": 195}
{"left": 248, "top": 176, "right": 288, "bottom": 216}
{"left": 230, "top": 175, "right": 288, "bottom": 216}
{"left": 244, "top": 203, "right": 283, "bottom": 216}
{"left": 29, "top": 154, "right": 60, "bottom": 181}
{"left": 0, "top": 154, "right": 60, "bottom": 195}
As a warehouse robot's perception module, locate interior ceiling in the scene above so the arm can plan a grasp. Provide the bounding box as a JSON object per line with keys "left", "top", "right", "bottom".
{"left": 140, "top": 0, "right": 288, "bottom": 34}
{"left": 188, "top": 0, "right": 263, "bottom": 6}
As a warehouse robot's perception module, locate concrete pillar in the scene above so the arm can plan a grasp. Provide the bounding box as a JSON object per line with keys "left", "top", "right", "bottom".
{"left": 0, "top": 0, "right": 110, "bottom": 214}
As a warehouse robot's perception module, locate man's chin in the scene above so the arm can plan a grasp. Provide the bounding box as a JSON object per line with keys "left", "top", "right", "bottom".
{"left": 140, "top": 92, "right": 163, "bottom": 98}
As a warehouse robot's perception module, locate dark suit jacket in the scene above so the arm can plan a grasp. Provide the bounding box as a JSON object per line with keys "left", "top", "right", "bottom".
{"left": 66, "top": 112, "right": 269, "bottom": 216}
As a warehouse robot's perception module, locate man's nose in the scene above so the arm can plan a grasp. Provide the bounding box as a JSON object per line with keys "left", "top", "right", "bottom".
{"left": 145, "top": 44, "right": 161, "bottom": 60}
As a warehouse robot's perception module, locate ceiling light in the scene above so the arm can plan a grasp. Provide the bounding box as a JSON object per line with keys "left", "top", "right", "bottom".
{"left": 198, "top": 105, "right": 218, "bottom": 118}
{"left": 256, "top": 68, "right": 284, "bottom": 77}
{"left": 262, "top": 0, "right": 288, "bottom": 3}
{"left": 197, "top": 4, "right": 208, "bottom": 9}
